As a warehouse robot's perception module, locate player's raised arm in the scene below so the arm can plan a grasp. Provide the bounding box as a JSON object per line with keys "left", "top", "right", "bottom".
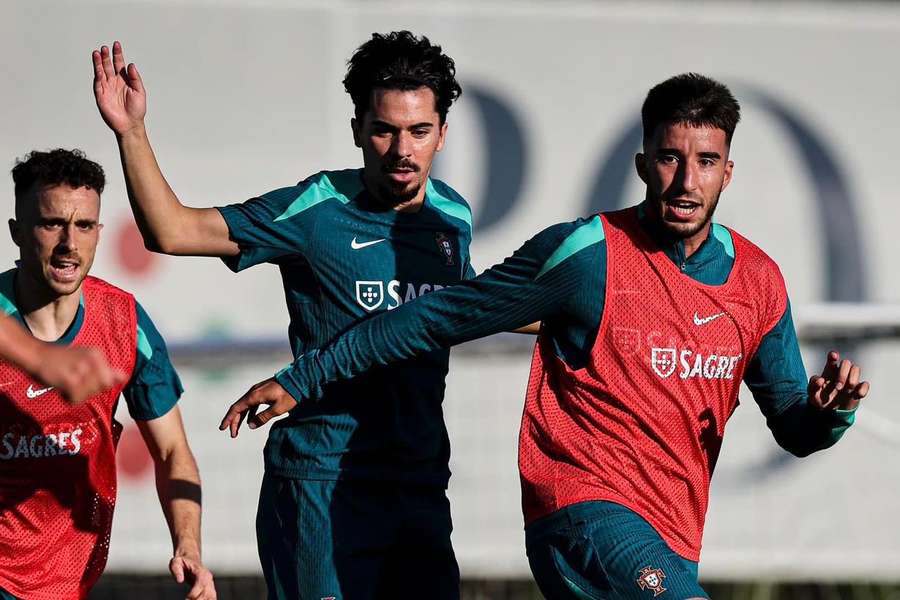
{"left": 92, "top": 41, "right": 237, "bottom": 258}
{"left": 221, "top": 217, "right": 605, "bottom": 435}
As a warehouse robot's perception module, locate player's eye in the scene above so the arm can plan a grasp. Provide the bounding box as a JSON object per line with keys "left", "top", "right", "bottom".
{"left": 657, "top": 154, "right": 678, "bottom": 165}
{"left": 699, "top": 158, "right": 716, "bottom": 167}
{"left": 411, "top": 128, "right": 430, "bottom": 138}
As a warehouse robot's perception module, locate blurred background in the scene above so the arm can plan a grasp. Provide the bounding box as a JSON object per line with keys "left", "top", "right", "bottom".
{"left": 3, "top": 0, "right": 900, "bottom": 598}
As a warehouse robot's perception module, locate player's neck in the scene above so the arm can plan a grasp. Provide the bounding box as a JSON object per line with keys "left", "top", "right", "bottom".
{"left": 639, "top": 205, "right": 711, "bottom": 261}
{"left": 14, "top": 270, "right": 81, "bottom": 342}
{"left": 681, "top": 225, "right": 711, "bottom": 259}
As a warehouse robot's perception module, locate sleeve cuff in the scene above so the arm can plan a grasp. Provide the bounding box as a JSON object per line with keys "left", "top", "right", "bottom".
{"left": 830, "top": 406, "right": 857, "bottom": 427}
{"left": 275, "top": 364, "right": 306, "bottom": 404}
{"left": 215, "top": 206, "right": 250, "bottom": 273}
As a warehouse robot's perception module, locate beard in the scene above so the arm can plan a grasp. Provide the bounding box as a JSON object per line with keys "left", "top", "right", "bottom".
{"left": 651, "top": 189, "right": 722, "bottom": 241}
{"left": 378, "top": 178, "right": 421, "bottom": 205}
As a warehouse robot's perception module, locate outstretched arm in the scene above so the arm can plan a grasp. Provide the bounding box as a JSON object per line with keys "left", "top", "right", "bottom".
{"left": 137, "top": 407, "right": 216, "bottom": 599}
{"left": 0, "top": 315, "right": 124, "bottom": 403}
{"left": 745, "top": 304, "right": 868, "bottom": 457}
{"left": 92, "top": 41, "right": 237, "bottom": 257}
{"left": 220, "top": 217, "right": 605, "bottom": 435}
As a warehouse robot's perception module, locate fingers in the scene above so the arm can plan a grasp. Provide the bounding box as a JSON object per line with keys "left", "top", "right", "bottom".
{"left": 249, "top": 404, "right": 281, "bottom": 429}
{"left": 169, "top": 556, "right": 185, "bottom": 584}
{"left": 112, "top": 40, "right": 126, "bottom": 76}
{"left": 100, "top": 44, "right": 116, "bottom": 80}
{"left": 128, "top": 62, "right": 145, "bottom": 93}
{"left": 810, "top": 353, "right": 871, "bottom": 411}
{"left": 807, "top": 375, "right": 827, "bottom": 409}
{"left": 219, "top": 396, "right": 250, "bottom": 438}
{"left": 172, "top": 558, "right": 217, "bottom": 600}
{"left": 820, "top": 350, "right": 840, "bottom": 380}
{"left": 91, "top": 50, "right": 106, "bottom": 85}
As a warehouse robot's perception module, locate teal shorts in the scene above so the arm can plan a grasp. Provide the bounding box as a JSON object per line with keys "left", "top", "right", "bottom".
{"left": 256, "top": 474, "right": 459, "bottom": 600}
{"left": 526, "top": 501, "right": 709, "bottom": 599}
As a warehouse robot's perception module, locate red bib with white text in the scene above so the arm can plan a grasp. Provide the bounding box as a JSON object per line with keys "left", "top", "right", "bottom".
{"left": 519, "top": 207, "right": 787, "bottom": 561}
{"left": 0, "top": 276, "right": 136, "bottom": 600}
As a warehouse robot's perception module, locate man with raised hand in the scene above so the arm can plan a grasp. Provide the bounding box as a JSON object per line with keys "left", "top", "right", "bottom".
{"left": 223, "top": 74, "right": 869, "bottom": 599}
{"left": 0, "top": 149, "right": 215, "bottom": 600}
{"left": 93, "top": 33, "right": 479, "bottom": 598}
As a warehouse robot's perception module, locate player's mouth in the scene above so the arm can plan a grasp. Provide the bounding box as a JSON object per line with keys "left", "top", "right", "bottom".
{"left": 663, "top": 199, "right": 702, "bottom": 222}
{"left": 384, "top": 164, "right": 419, "bottom": 185}
{"left": 48, "top": 258, "right": 81, "bottom": 284}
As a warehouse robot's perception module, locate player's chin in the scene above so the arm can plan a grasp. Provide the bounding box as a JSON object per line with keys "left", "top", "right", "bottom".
{"left": 388, "top": 180, "right": 422, "bottom": 202}
{"left": 660, "top": 219, "right": 705, "bottom": 240}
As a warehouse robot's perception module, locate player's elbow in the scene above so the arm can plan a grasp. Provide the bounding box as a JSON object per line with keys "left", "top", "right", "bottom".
{"left": 146, "top": 232, "right": 193, "bottom": 256}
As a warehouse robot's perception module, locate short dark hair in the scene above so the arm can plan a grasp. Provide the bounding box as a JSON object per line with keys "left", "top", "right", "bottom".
{"left": 641, "top": 73, "right": 741, "bottom": 145}
{"left": 343, "top": 30, "right": 462, "bottom": 124}
{"left": 12, "top": 148, "right": 106, "bottom": 200}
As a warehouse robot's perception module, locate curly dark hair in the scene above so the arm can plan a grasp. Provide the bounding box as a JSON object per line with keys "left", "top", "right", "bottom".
{"left": 343, "top": 31, "right": 462, "bottom": 124}
{"left": 12, "top": 148, "right": 106, "bottom": 201}
{"left": 642, "top": 73, "right": 741, "bottom": 145}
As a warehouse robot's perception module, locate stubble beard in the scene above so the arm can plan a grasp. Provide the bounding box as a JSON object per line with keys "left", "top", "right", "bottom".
{"left": 653, "top": 189, "right": 722, "bottom": 242}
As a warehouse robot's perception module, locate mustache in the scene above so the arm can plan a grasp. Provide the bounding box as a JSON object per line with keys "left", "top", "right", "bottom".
{"left": 383, "top": 160, "right": 420, "bottom": 173}
{"left": 50, "top": 252, "right": 82, "bottom": 264}
{"left": 662, "top": 193, "right": 704, "bottom": 204}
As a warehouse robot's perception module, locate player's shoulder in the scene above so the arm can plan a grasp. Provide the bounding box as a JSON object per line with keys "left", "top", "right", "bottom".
{"left": 257, "top": 169, "right": 365, "bottom": 223}
{"left": 722, "top": 224, "right": 788, "bottom": 295}
{"left": 528, "top": 215, "right": 606, "bottom": 278}
{"left": 426, "top": 177, "right": 473, "bottom": 230}
{"left": 296, "top": 169, "right": 365, "bottom": 203}
{"left": 724, "top": 225, "right": 782, "bottom": 273}
{"left": 535, "top": 214, "right": 606, "bottom": 250}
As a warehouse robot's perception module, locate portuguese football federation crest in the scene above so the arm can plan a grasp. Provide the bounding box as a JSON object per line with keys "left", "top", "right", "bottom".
{"left": 434, "top": 232, "right": 455, "bottom": 266}
{"left": 355, "top": 280, "right": 384, "bottom": 311}
{"left": 636, "top": 566, "right": 667, "bottom": 596}
{"left": 651, "top": 347, "right": 677, "bottom": 378}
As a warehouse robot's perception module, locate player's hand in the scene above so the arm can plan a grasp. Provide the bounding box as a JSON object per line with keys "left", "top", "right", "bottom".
{"left": 36, "top": 345, "right": 126, "bottom": 405}
{"left": 219, "top": 378, "right": 298, "bottom": 438}
{"left": 92, "top": 40, "right": 147, "bottom": 136}
{"left": 807, "top": 351, "right": 870, "bottom": 411}
{"left": 169, "top": 554, "right": 217, "bottom": 600}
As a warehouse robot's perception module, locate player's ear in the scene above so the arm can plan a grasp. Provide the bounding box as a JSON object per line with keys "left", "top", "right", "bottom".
{"left": 635, "top": 153, "right": 649, "bottom": 184}
{"left": 721, "top": 159, "right": 734, "bottom": 191}
{"left": 435, "top": 121, "right": 448, "bottom": 153}
{"left": 351, "top": 118, "right": 362, "bottom": 148}
{"left": 8, "top": 219, "right": 21, "bottom": 248}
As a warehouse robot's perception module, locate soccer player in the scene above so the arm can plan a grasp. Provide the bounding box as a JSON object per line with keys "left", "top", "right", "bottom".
{"left": 92, "top": 33, "right": 477, "bottom": 598}
{"left": 0, "top": 149, "right": 215, "bottom": 600}
{"left": 223, "top": 74, "right": 870, "bottom": 599}
{"left": 0, "top": 313, "right": 124, "bottom": 404}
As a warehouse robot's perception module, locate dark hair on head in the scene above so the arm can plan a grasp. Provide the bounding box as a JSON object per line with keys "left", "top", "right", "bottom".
{"left": 641, "top": 73, "right": 741, "bottom": 145}
{"left": 343, "top": 30, "right": 462, "bottom": 124}
{"left": 12, "top": 148, "right": 106, "bottom": 200}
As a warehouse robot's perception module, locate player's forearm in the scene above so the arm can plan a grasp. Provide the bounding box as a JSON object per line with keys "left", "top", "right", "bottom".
{"left": 278, "top": 265, "right": 570, "bottom": 402}
{"left": 152, "top": 445, "right": 203, "bottom": 559}
{"left": 0, "top": 316, "right": 44, "bottom": 375}
{"left": 276, "top": 290, "right": 512, "bottom": 402}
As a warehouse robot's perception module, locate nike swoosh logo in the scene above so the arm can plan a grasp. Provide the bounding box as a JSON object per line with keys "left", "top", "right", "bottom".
{"left": 693, "top": 311, "right": 726, "bottom": 326}
{"left": 26, "top": 385, "right": 54, "bottom": 399}
{"left": 351, "top": 237, "right": 387, "bottom": 250}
